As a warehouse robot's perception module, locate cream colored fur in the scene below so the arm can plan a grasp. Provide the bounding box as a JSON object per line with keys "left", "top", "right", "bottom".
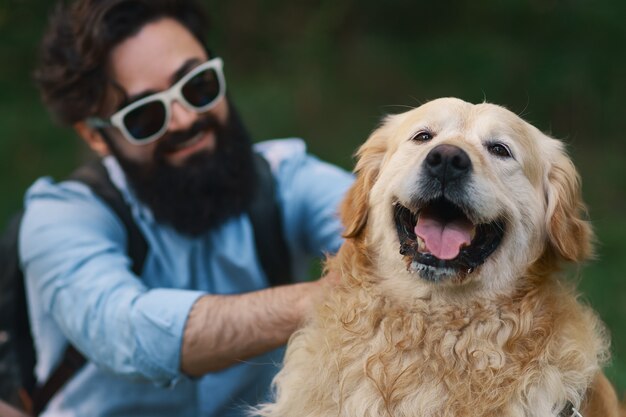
{"left": 255, "top": 98, "right": 621, "bottom": 417}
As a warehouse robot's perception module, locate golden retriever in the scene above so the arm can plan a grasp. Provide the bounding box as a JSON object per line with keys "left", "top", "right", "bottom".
{"left": 256, "top": 98, "right": 623, "bottom": 417}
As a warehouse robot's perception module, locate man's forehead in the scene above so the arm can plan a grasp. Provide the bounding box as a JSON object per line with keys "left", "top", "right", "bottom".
{"left": 107, "top": 17, "right": 208, "bottom": 97}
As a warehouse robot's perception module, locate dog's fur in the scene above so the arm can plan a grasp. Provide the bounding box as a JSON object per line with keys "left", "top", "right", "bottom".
{"left": 256, "top": 98, "right": 623, "bottom": 417}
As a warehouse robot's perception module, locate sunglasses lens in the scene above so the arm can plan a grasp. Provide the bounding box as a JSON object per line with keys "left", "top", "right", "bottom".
{"left": 182, "top": 67, "right": 221, "bottom": 109}
{"left": 123, "top": 100, "right": 166, "bottom": 141}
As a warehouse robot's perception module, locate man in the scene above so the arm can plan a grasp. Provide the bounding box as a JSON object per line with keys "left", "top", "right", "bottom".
{"left": 20, "top": 0, "right": 353, "bottom": 415}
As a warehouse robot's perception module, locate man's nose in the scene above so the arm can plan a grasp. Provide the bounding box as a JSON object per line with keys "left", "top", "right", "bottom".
{"left": 168, "top": 100, "right": 197, "bottom": 131}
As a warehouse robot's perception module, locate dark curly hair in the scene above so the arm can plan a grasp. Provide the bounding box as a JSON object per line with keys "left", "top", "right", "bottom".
{"left": 34, "top": 0, "right": 210, "bottom": 126}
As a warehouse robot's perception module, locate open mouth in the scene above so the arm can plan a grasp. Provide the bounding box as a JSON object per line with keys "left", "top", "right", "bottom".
{"left": 394, "top": 198, "right": 505, "bottom": 281}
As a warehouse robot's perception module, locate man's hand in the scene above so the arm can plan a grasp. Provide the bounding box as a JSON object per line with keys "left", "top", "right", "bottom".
{"left": 180, "top": 273, "right": 337, "bottom": 377}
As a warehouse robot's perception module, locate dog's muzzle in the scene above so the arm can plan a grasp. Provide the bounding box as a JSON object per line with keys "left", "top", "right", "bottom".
{"left": 393, "top": 145, "right": 505, "bottom": 282}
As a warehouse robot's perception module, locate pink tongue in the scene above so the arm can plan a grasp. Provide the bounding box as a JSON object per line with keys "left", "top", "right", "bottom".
{"left": 415, "top": 215, "right": 473, "bottom": 260}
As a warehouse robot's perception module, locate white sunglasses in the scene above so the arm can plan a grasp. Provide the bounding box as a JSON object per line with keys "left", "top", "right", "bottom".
{"left": 87, "top": 57, "right": 226, "bottom": 145}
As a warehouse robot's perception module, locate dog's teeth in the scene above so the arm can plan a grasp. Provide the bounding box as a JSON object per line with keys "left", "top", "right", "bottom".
{"left": 417, "top": 236, "right": 428, "bottom": 252}
{"left": 410, "top": 261, "right": 456, "bottom": 279}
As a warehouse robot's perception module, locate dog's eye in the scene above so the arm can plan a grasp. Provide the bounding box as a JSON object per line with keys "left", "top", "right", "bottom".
{"left": 487, "top": 143, "right": 512, "bottom": 158}
{"left": 411, "top": 131, "right": 434, "bottom": 142}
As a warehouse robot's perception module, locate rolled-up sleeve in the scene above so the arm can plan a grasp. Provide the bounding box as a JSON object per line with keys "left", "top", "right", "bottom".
{"left": 19, "top": 179, "right": 203, "bottom": 385}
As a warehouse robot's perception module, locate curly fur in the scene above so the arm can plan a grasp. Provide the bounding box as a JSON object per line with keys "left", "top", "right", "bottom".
{"left": 254, "top": 98, "right": 622, "bottom": 417}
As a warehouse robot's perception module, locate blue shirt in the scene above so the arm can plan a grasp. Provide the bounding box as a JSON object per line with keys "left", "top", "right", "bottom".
{"left": 19, "top": 139, "right": 353, "bottom": 416}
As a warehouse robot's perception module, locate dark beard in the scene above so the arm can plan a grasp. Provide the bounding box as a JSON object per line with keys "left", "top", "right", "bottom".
{"left": 104, "top": 105, "right": 256, "bottom": 236}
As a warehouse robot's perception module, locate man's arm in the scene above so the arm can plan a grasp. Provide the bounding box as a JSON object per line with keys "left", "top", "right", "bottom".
{"left": 20, "top": 180, "right": 205, "bottom": 384}
{"left": 181, "top": 275, "right": 333, "bottom": 376}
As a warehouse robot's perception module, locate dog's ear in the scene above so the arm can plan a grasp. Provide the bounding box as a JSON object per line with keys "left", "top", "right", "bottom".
{"left": 341, "top": 117, "right": 394, "bottom": 239}
{"left": 543, "top": 137, "right": 594, "bottom": 262}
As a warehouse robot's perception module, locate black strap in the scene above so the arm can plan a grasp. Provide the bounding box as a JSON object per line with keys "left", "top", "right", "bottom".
{"left": 248, "top": 153, "right": 293, "bottom": 286}
{"left": 30, "top": 346, "right": 85, "bottom": 416}
{"left": 68, "top": 161, "right": 148, "bottom": 276}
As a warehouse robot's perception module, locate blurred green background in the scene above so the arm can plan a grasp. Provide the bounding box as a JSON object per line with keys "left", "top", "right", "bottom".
{"left": 1, "top": 0, "right": 625, "bottom": 393}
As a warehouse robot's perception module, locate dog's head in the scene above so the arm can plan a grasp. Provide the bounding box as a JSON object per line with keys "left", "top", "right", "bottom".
{"left": 341, "top": 98, "right": 593, "bottom": 294}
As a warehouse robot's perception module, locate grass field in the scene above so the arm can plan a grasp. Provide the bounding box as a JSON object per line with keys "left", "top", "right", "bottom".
{"left": 1, "top": 0, "right": 624, "bottom": 394}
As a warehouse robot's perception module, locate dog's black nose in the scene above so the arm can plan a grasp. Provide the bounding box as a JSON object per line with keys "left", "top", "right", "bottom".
{"left": 424, "top": 144, "right": 472, "bottom": 183}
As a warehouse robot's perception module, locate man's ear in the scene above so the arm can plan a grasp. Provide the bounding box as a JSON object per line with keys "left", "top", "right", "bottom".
{"left": 74, "top": 122, "right": 111, "bottom": 157}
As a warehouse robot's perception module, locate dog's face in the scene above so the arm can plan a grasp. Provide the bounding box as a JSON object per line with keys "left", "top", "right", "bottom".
{"left": 342, "top": 98, "right": 592, "bottom": 295}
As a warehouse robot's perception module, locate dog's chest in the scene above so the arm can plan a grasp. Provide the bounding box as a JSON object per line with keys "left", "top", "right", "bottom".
{"left": 322, "top": 298, "right": 571, "bottom": 416}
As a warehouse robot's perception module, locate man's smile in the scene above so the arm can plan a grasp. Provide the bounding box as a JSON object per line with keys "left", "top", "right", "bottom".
{"left": 165, "top": 129, "right": 216, "bottom": 163}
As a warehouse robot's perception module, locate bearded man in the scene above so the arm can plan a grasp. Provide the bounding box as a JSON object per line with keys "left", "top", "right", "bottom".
{"left": 18, "top": 1, "right": 352, "bottom": 415}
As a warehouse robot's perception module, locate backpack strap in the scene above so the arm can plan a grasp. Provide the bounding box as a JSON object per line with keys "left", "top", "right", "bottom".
{"left": 30, "top": 346, "right": 85, "bottom": 416}
{"left": 248, "top": 153, "right": 293, "bottom": 286}
{"left": 68, "top": 161, "right": 148, "bottom": 276}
